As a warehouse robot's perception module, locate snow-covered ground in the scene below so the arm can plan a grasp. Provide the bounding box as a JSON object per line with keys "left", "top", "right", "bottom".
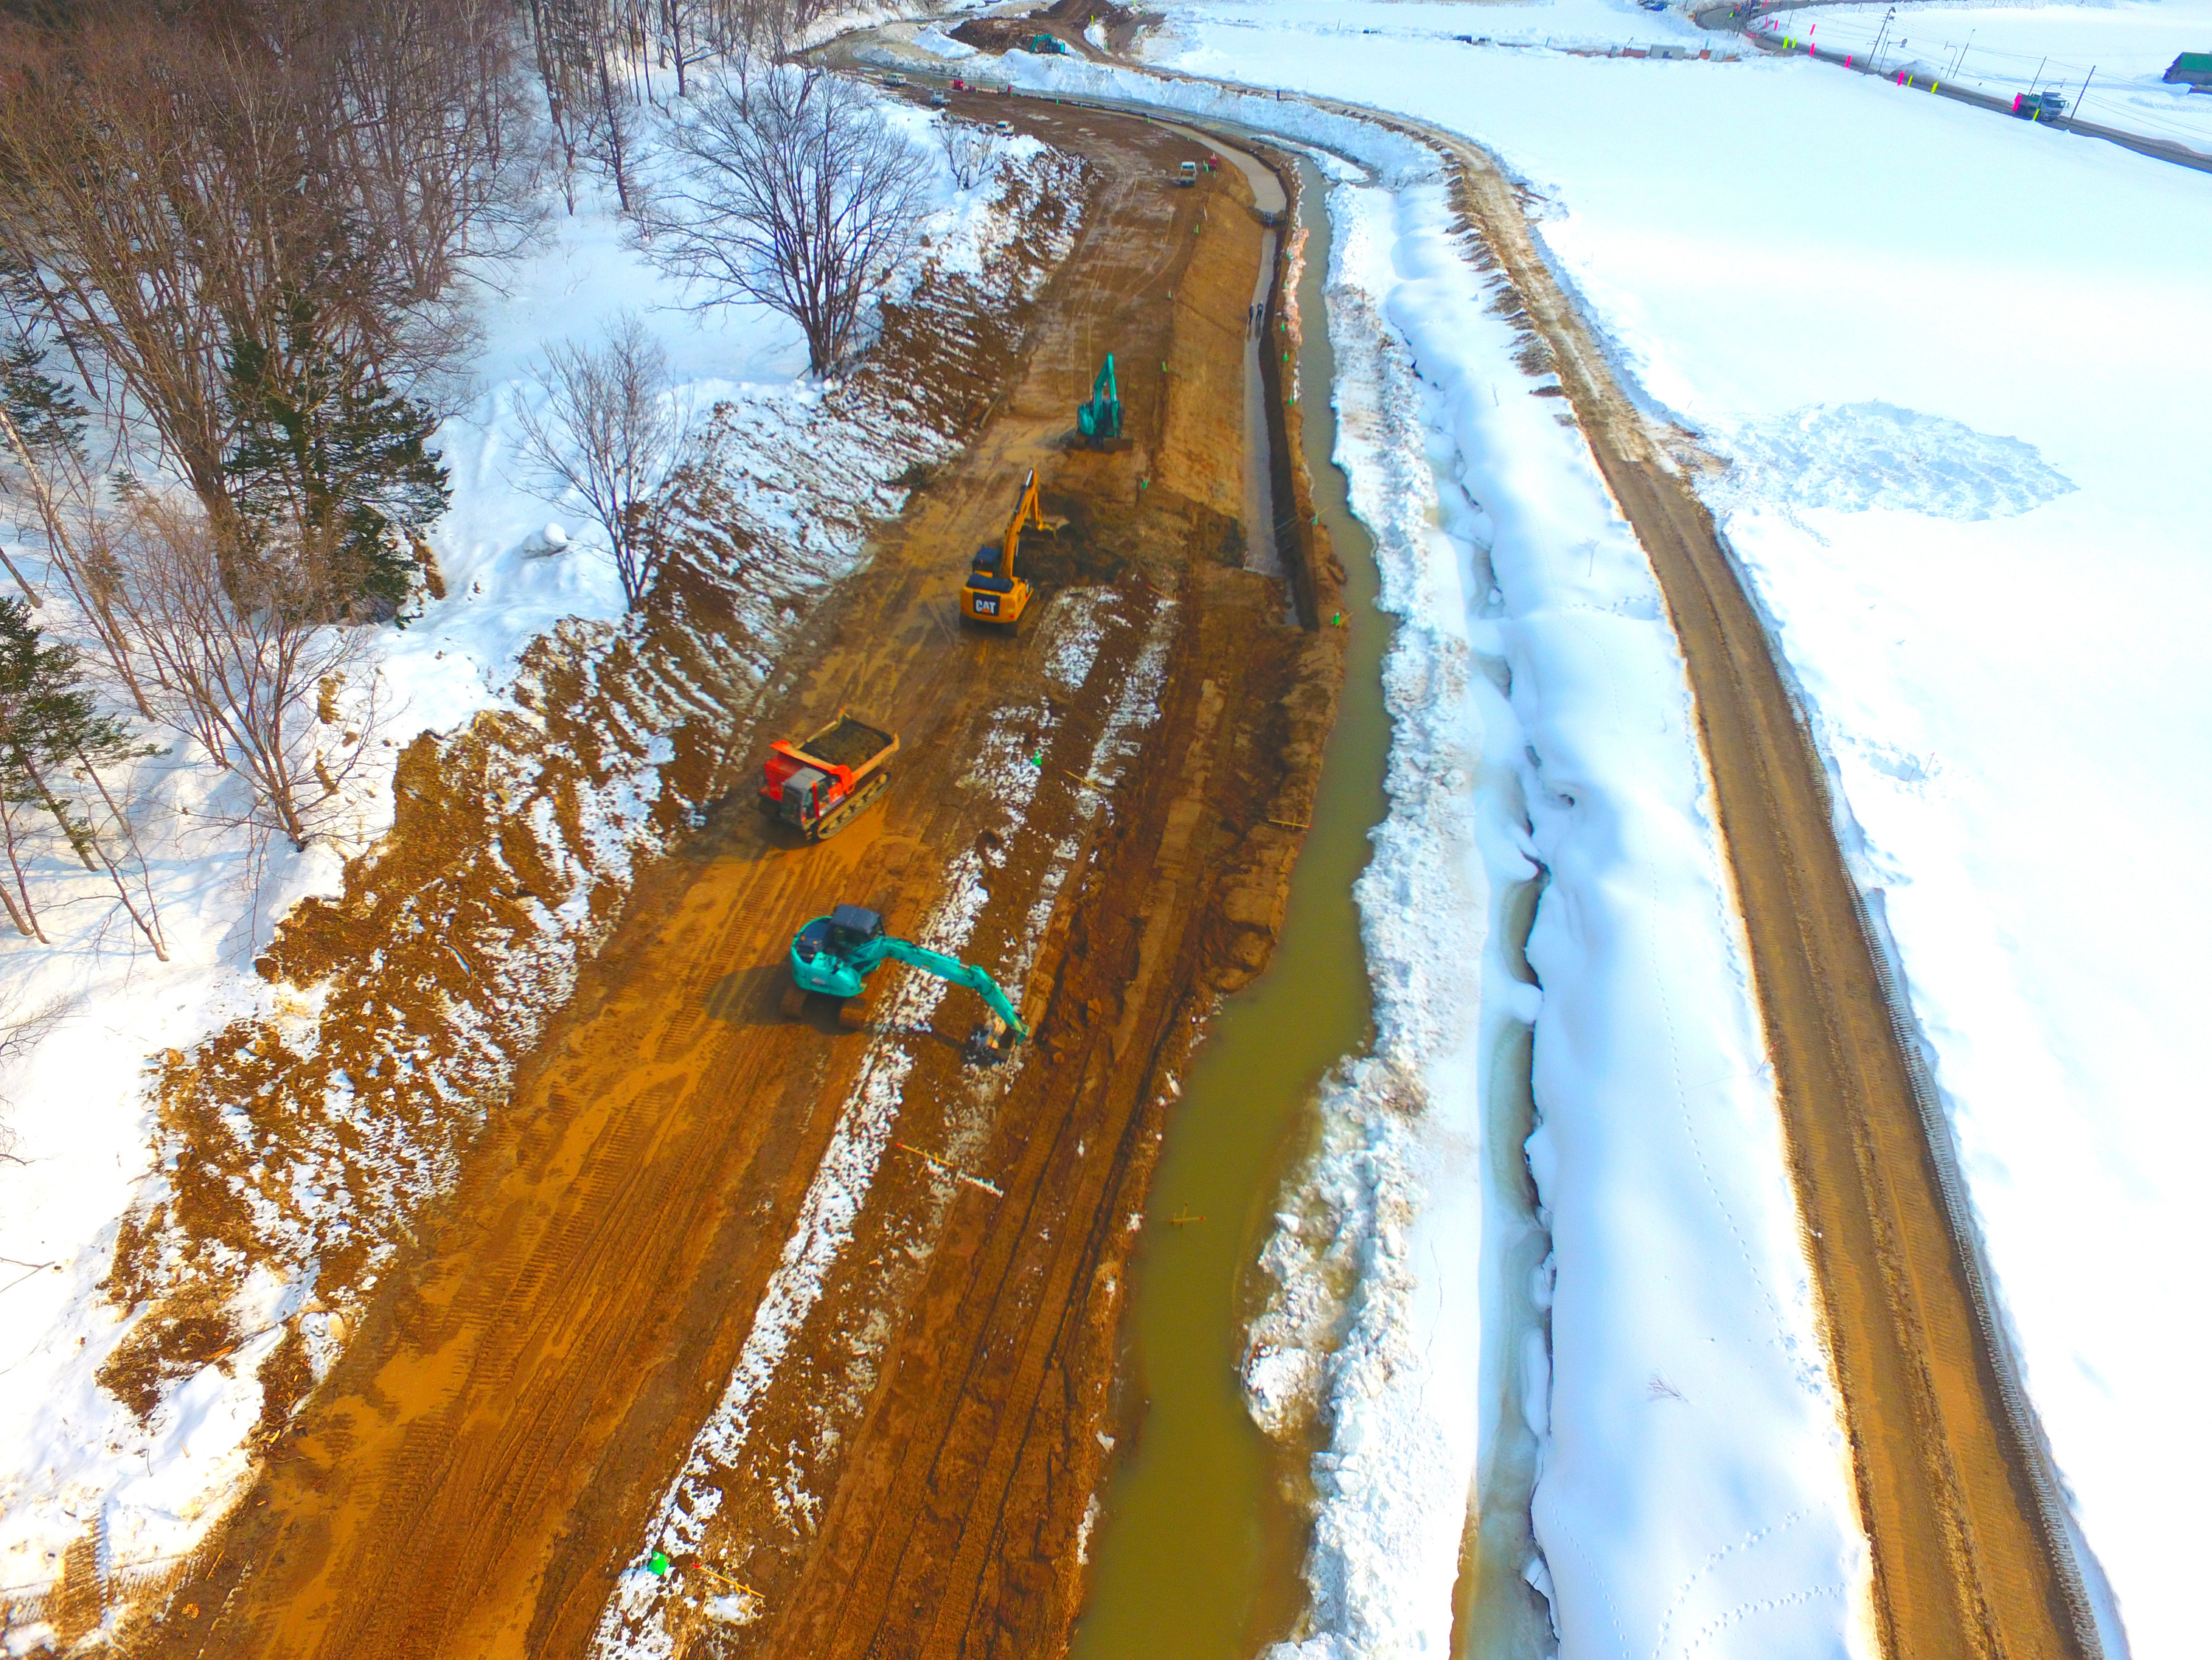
{"left": 1752, "top": 0, "right": 2212, "bottom": 153}
{"left": 0, "top": 82, "right": 1061, "bottom": 1636}
{"left": 953, "top": 4, "right": 2211, "bottom": 1656}
{"left": 1247, "top": 159, "right": 1871, "bottom": 1660}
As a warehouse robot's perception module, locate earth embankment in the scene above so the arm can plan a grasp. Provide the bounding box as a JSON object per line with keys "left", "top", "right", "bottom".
{"left": 122, "top": 95, "right": 1340, "bottom": 1660}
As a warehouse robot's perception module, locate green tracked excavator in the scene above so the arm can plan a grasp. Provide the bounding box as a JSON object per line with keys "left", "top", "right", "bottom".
{"left": 782, "top": 904, "right": 1028, "bottom": 1063}
{"left": 1077, "top": 353, "right": 1124, "bottom": 448}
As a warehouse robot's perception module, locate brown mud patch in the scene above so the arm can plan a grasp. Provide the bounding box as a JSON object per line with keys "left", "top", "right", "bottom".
{"left": 79, "top": 100, "right": 1342, "bottom": 1660}
{"left": 1, "top": 156, "right": 1089, "bottom": 1650}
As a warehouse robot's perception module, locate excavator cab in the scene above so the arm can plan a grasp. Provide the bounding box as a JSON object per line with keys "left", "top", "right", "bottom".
{"left": 961, "top": 469, "right": 1055, "bottom": 627}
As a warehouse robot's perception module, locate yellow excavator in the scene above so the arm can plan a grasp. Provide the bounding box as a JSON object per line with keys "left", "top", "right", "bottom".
{"left": 961, "top": 469, "right": 1060, "bottom": 628}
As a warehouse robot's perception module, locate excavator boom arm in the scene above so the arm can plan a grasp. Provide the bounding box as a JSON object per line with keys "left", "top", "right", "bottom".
{"left": 1001, "top": 469, "right": 1046, "bottom": 571}
{"left": 880, "top": 937, "right": 1029, "bottom": 1040}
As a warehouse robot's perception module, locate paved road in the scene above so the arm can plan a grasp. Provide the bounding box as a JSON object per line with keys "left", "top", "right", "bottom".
{"left": 1696, "top": 4, "right": 2212, "bottom": 176}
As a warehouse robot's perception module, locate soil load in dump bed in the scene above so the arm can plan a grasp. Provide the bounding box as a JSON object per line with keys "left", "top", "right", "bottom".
{"left": 788, "top": 713, "right": 897, "bottom": 774}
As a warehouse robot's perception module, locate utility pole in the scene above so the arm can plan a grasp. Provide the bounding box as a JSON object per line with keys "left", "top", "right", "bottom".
{"left": 1950, "top": 29, "right": 1974, "bottom": 77}
{"left": 2071, "top": 65, "right": 2096, "bottom": 128}
{"left": 1867, "top": 6, "right": 1896, "bottom": 74}
{"left": 2029, "top": 53, "right": 2048, "bottom": 92}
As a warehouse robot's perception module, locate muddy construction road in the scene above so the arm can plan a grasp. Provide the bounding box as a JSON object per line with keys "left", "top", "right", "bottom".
{"left": 133, "top": 100, "right": 1339, "bottom": 1660}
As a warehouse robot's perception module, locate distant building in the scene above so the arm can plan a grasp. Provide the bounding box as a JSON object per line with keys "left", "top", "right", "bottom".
{"left": 2163, "top": 52, "right": 2212, "bottom": 90}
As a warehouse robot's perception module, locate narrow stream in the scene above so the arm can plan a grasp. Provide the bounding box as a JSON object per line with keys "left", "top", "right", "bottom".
{"left": 1068, "top": 153, "right": 1393, "bottom": 1660}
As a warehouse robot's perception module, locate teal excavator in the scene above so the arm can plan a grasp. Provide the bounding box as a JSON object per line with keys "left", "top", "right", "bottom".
{"left": 782, "top": 904, "right": 1028, "bottom": 1062}
{"left": 1076, "top": 353, "right": 1123, "bottom": 448}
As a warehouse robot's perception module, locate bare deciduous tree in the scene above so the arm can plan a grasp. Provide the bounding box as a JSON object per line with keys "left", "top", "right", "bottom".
{"left": 513, "top": 312, "right": 691, "bottom": 611}
{"left": 0, "top": 986, "right": 69, "bottom": 1164}
{"left": 1, "top": 330, "right": 162, "bottom": 719}
{"left": 124, "top": 498, "right": 376, "bottom": 850}
{"left": 936, "top": 119, "right": 1002, "bottom": 192}
{"left": 0, "top": 1, "right": 531, "bottom": 534}
{"left": 639, "top": 69, "right": 931, "bottom": 375}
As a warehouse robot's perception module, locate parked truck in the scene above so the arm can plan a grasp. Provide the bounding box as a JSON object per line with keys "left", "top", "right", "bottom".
{"left": 758, "top": 712, "right": 899, "bottom": 841}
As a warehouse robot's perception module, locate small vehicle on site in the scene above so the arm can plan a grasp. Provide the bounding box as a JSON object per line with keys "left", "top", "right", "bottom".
{"left": 783, "top": 903, "right": 1028, "bottom": 1060}
{"left": 758, "top": 712, "right": 899, "bottom": 841}
{"left": 928, "top": 88, "right": 948, "bottom": 107}
{"left": 1177, "top": 159, "right": 1199, "bottom": 187}
{"left": 880, "top": 72, "right": 908, "bottom": 87}
{"left": 995, "top": 118, "right": 1016, "bottom": 134}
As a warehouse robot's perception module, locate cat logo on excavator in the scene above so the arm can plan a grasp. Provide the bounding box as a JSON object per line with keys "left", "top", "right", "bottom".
{"left": 960, "top": 468, "right": 1062, "bottom": 628}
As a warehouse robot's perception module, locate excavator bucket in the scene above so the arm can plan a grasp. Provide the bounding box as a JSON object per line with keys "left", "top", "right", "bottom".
{"left": 964, "top": 1018, "right": 1019, "bottom": 1067}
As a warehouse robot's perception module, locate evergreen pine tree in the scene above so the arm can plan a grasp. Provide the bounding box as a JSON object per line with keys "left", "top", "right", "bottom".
{"left": 0, "top": 327, "right": 89, "bottom": 461}
{"left": 0, "top": 596, "right": 148, "bottom": 865}
{"left": 223, "top": 294, "right": 451, "bottom": 620}
{"left": 0, "top": 597, "right": 166, "bottom": 956}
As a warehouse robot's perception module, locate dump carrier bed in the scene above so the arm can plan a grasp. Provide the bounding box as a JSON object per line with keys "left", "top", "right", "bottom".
{"left": 787, "top": 714, "right": 897, "bottom": 774}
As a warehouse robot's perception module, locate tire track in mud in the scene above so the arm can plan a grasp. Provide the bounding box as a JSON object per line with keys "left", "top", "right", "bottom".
{"left": 116, "top": 95, "right": 1339, "bottom": 1660}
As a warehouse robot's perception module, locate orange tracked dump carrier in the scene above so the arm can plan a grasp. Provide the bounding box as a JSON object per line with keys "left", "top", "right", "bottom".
{"left": 758, "top": 711, "right": 899, "bottom": 841}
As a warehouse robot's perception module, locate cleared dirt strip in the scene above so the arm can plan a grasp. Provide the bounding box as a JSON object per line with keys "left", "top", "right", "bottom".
{"left": 123, "top": 96, "right": 1340, "bottom": 1660}
{"left": 1400, "top": 99, "right": 2101, "bottom": 1660}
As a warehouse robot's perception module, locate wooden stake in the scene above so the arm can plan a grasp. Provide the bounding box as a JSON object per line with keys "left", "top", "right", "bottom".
{"left": 893, "top": 1142, "right": 1004, "bottom": 1198}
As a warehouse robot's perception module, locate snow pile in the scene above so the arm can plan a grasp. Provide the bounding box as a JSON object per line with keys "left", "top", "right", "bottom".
{"left": 0, "top": 96, "right": 1082, "bottom": 1639}
{"left": 1711, "top": 402, "right": 2076, "bottom": 521}
{"left": 1255, "top": 162, "right": 1866, "bottom": 1660}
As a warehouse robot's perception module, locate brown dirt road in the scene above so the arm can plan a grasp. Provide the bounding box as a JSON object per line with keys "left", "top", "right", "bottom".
{"left": 121, "top": 100, "right": 1337, "bottom": 1660}
{"left": 1400, "top": 111, "right": 2102, "bottom": 1660}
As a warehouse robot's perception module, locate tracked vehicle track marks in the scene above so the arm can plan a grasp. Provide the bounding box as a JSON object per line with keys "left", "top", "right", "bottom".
{"left": 125, "top": 96, "right": 1326, "bottom": 1660}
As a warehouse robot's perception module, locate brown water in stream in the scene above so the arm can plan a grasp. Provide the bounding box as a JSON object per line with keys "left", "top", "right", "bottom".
{"left": 1065, "top": 150, "right": 1390, "bottom": 1660}
{"left": 1068, "top": 145, "right": 1559, "bottom": 1660}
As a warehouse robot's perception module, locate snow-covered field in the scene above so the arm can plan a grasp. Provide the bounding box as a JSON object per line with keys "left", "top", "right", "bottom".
{"left": 0, "top": 83, "right": 1065, "bottom": 1636}
{"left": 959, "top": 4, "right": 2210, "bottom": 1656}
